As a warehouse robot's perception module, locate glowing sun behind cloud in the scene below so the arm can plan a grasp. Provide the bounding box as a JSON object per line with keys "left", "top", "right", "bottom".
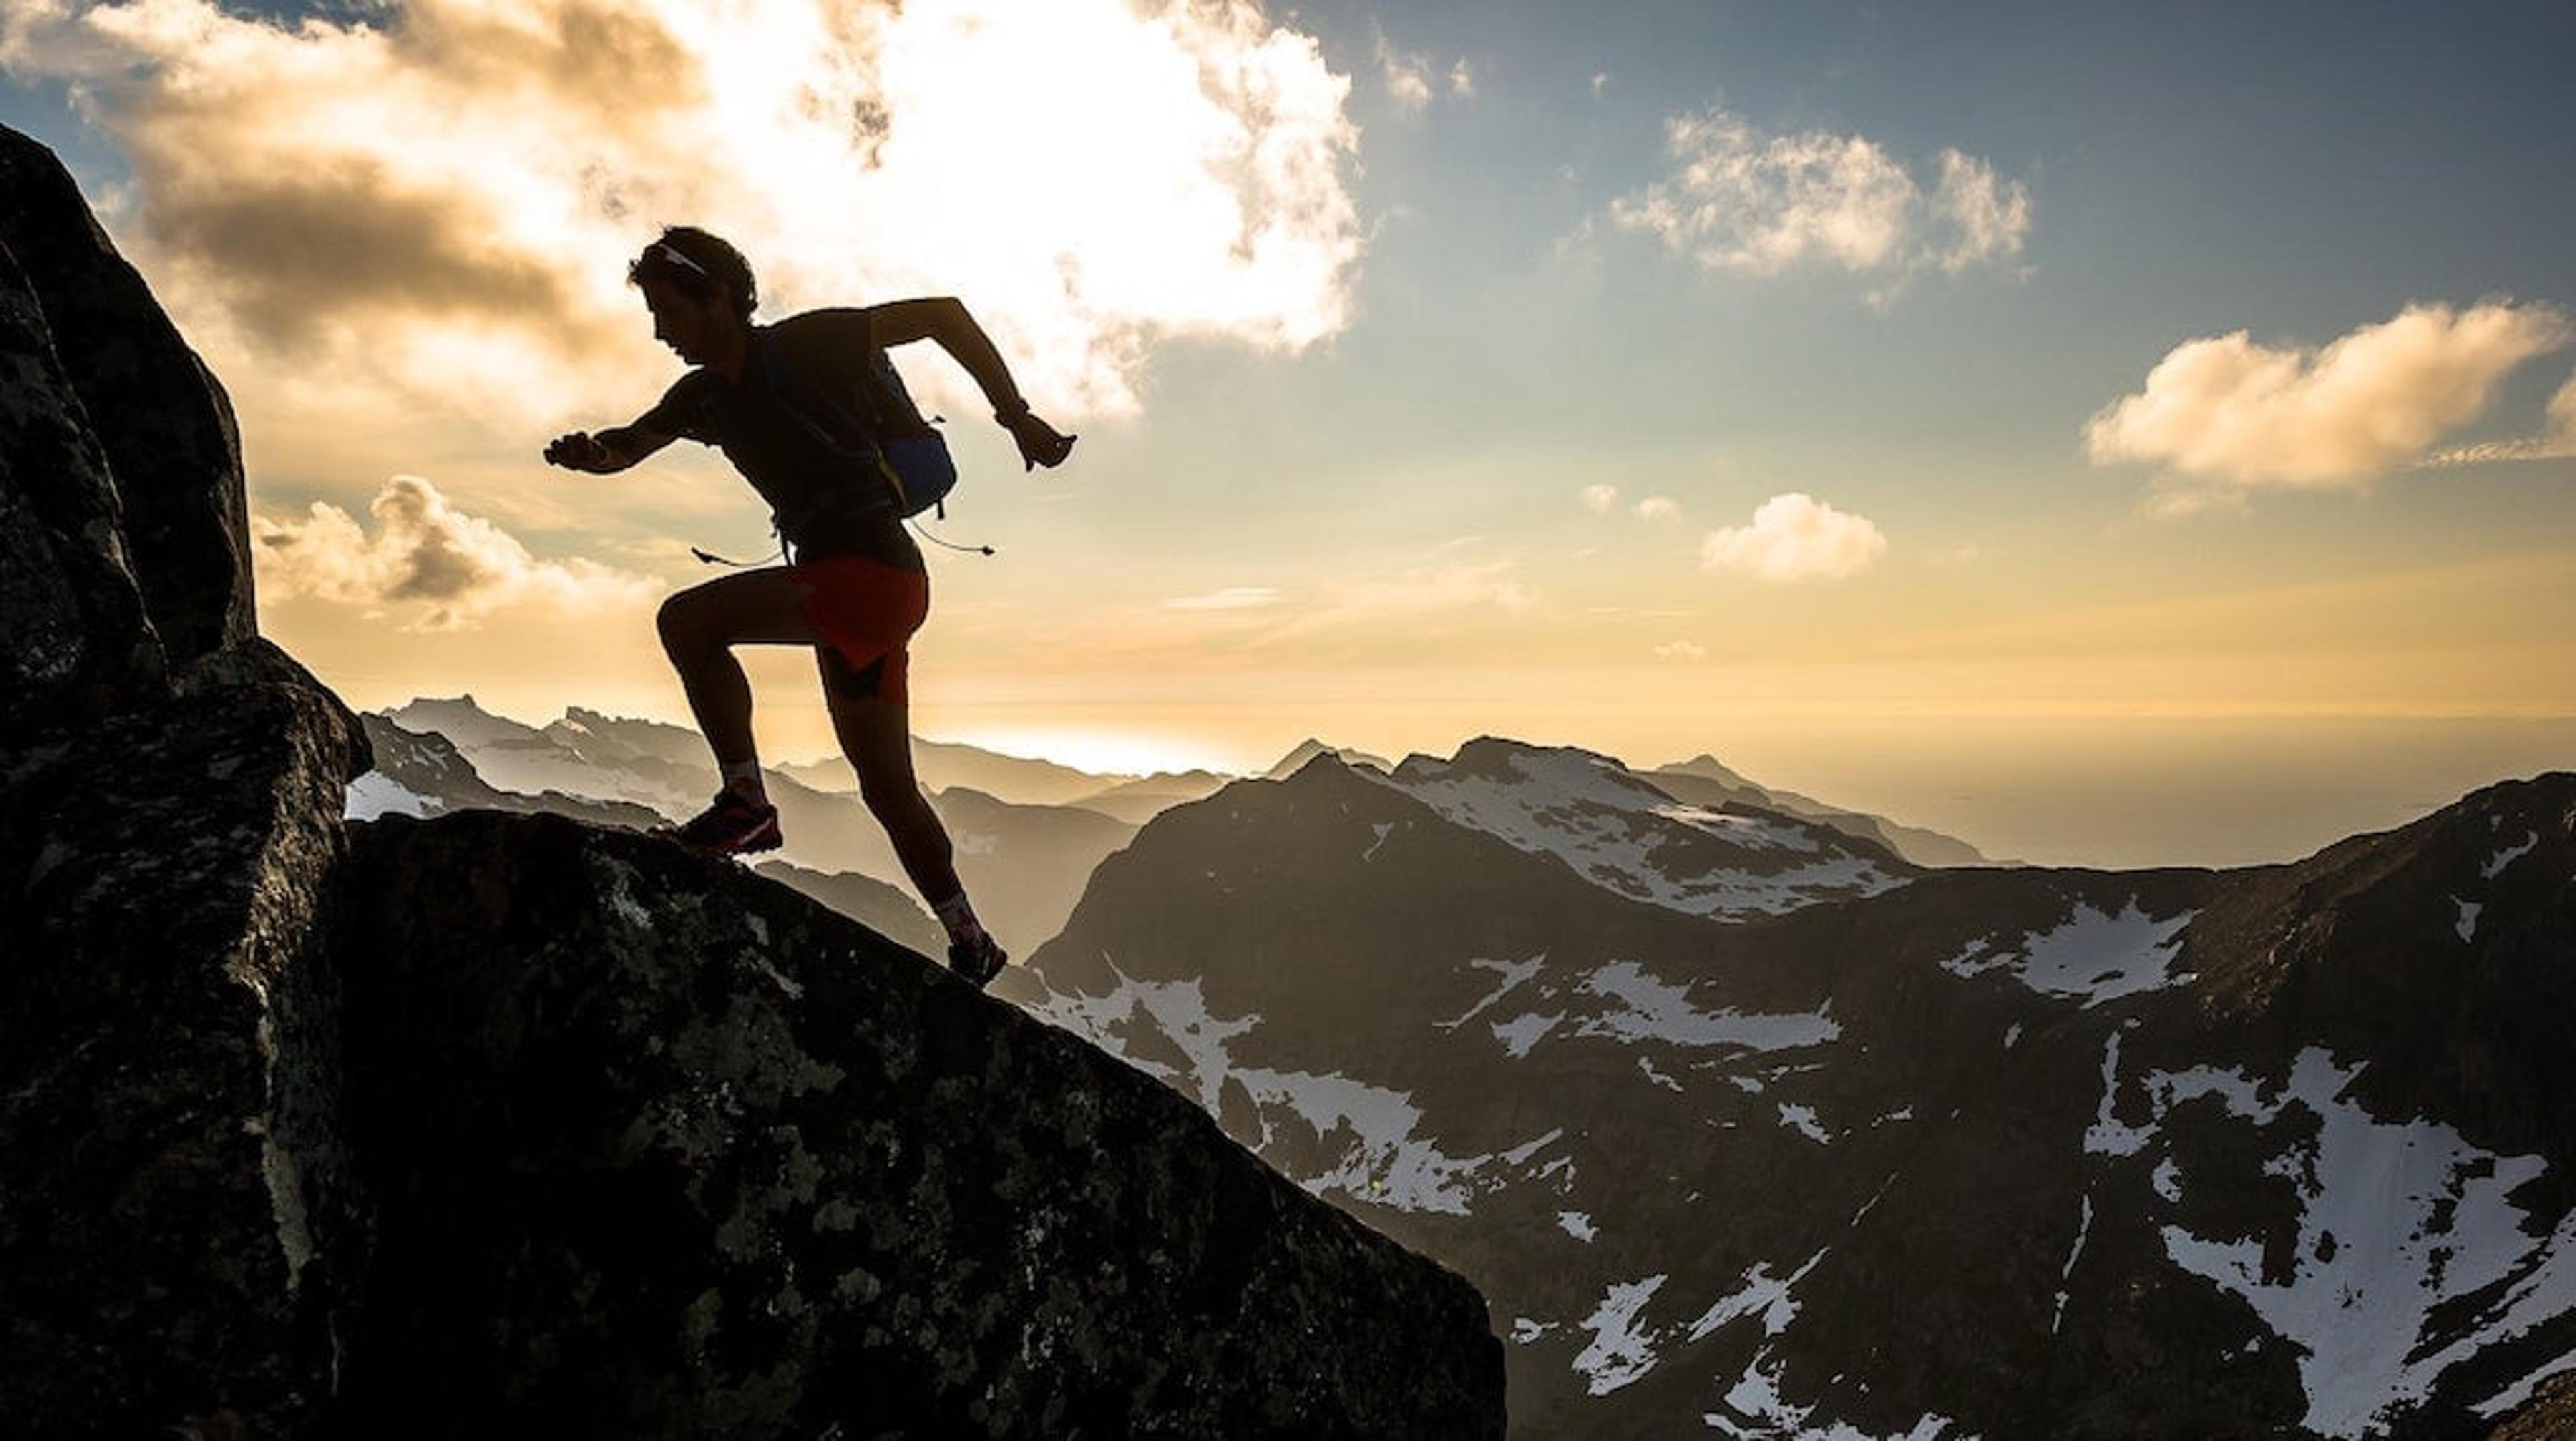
{"left": 5, "top": 0, "right": 1364, "bottom": 431}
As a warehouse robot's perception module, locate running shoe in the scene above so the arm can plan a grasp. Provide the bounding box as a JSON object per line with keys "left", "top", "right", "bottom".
{"left": 947, "top": 931, "right": 1008, "bottom": 989}
{"left": 665, "top": 790, "right": 782, "bottom": 855}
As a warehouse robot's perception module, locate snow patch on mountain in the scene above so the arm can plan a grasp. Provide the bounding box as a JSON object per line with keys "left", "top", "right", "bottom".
{"left": 472, "top": 747, "right": 701, "bottom": 814}
{"left": 1574, "top": 1274, "right": 1670, "bottom": 1395}
{"left": 1438, "top": 954, "right": 1550, "bottom": 1032}
{"left": 2484, "top": 829, "right": 2538, "bottom": 879}
{"left": 2454, "top": 896, "right": 2483, "bottom": 942}
{"left": 1576, "top": 961, "right": 1842, "bottom": 1053}
{"left": 1036, "top": 960, "right": 1561, "bottom": 1215}
{"left": 1690, "top": 1252, "right": 1821, "bottom": 1344}
{"left": 2084, "top": 1028, "right": 2153, "bottom": 1156}
{"left": 1778, "top": 1103, "right": 1833, "bottom": 1144}
{"left": 1943, "top": 898, "right": 2196, "bottom": 1006}
{"left": 1709, "top": 1360, "right": 1965, "bottom": 1440}
{"left": 1695, "top": 1250, "right": 1968, "bottom": 1439}
{"left": 2053, "top": 1194, "right": 2094, "bottom": 1334}
{"left": 1374, "top": 742, "right": 1911, "bottom": 920}
{"left": 2484, "top": 1348, "right": 2576, "bottom": 1422}
{"left": 1491, "top": 1012, "right": 1565, "bottom": 1059}
{"left": 2090, "top": 1043, "right": 2576, "bottom": 1438}
{"left": 345, "top": 771, "right": 439, "bottom": 821}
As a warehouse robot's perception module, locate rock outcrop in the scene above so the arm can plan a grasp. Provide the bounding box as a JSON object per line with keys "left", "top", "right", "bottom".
{"left": 327, "top": 810, "right": 1495, "bottom": 1437}
{"left": 0, "top": 123, "right": 1503, "bottom": 1438}
{"left": 0, "top": 125, "right": 256, "bottom": 728}
{"left": 1, "top": 639, "right": 366, "bottom": 1436}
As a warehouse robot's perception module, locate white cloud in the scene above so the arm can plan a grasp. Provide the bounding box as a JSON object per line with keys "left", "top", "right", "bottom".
{"left": 1654, "top": 640, "right": 1706, "bottom": 661}
{"left": 1371, "top": 25, "right": 1468, "bottom": 113}
{"left": 2087, "top": 301, "right": 2574, "bottom": 494}
{"left": 1927, "top": 150, "right": 2031, "bottom": 274}
{"left": 2416, "top": 362, "right": 2576, "bottom": 467}
{"left": 252, "top": 475, "right": 659, "bottom": 630}
{"left": 1377, "top": 32, "right": 1433, "bottom": 112}
{"left": 1324, "top": 557, "right": 1534, "bottom": 619}
{"left": 1701, "top": 493, "right": 1887, "bottom": 582}
{"left": 1633, "top": 496, "right": 1681, "bottom": 522}
{"left": 1609, "top": 105, "right": 2029, "bottom": 290}
{"left": 1580, "top": 484, "right": 1621, "bottom": 513}
{"left": 1164, "top": 586, "right": 1282, "bottom": 611}
{"left": 5, "top": 0, "right": 1364, "bottom": 423}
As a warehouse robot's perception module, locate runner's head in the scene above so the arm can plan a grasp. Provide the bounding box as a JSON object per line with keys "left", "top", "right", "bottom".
{"left": 629, "top": 226, "right": 756, "bottom": 321}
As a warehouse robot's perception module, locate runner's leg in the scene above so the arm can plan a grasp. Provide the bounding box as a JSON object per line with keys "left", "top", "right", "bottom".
{"left": 658, "top": 568, "right": 820, "bottom": 770}
{"left": 819, "top": 652, "right": 965, "bottom": 906}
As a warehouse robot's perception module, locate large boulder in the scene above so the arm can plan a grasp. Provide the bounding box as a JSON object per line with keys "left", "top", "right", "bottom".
{"left": 0, "top": 218, "right": 166, "bottom": 734}
{"left": 325, "top": 811, "right": 1502, "bottom": 1437}
{"left": 0, "top": 641, "right": 368, "bottom": 1436}
{"left": 0, "top": 123, "right": 256, "bottom": 674}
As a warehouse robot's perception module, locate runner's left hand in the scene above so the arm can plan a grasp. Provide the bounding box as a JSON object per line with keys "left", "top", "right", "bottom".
{"left": 1002, "top": 411, "right": 1077, "bottom": 472}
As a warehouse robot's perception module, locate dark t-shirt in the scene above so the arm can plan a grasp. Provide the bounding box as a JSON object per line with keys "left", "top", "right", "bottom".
{"left": 639, "top": 308, "right": 935, "bottom": 562}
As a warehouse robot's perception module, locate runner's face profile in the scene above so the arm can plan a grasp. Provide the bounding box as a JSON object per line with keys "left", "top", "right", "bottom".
{"left": 641, "top": 277, "right": 731, "bottom": 365}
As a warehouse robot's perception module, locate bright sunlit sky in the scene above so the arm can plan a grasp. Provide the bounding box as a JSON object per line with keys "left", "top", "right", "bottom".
{"left": 6, "top": 0, "right": 2573, "bottom": 865}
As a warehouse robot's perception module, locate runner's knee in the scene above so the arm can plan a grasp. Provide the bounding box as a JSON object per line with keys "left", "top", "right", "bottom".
{"left": 658, "top": 592, "right": 713, "bottom": 661}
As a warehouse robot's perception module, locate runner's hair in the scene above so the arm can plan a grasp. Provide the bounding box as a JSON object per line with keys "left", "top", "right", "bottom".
{"left": 629, "top": 226, "right": 757, "bottom": 320}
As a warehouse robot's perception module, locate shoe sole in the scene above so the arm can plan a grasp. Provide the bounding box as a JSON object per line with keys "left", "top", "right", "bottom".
{"left": 655, "top": 819, "right": 784, "bottom": 856}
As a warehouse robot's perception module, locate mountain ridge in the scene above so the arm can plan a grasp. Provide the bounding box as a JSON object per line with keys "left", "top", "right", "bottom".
{"left": 1024, "top": 747, "right": 2576, "bottom": 1438}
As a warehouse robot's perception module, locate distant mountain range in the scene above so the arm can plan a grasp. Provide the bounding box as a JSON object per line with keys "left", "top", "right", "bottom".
{"left": 1020, "top": 751, "right": 2576, "bottom": 1438}
{"left": 354, "top": 696, "right": 1982, "bottom": 956}
{"left": 360, "top": 697, "right": 1152, "bottom": 951}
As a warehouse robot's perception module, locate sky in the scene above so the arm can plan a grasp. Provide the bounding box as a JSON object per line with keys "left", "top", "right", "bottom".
{"left": 4, "top": 0, "right": 2573, "bottom": 867}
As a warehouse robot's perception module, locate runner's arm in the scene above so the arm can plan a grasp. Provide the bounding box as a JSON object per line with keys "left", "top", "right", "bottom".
{"left": 543, "top": 421, "right": 676, "bottom": 474}
{"left": 863, "top": 297, "right": 1077, "bottom": 471}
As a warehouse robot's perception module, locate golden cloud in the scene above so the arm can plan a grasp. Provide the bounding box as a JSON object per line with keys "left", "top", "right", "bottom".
{"left": 2088, "top": 301, "right": 2574, "bottom": 494}
{"left": 253, "top": 474, "right": 660, "bottom": 630}
{"left": 1701, "top": 492, "right": 1888, "bottom": 582}
{"left": 1609, "top": 105, "right": 2031, "bottom": 289}
{"left": 7, "top": 0, "right": 1364, "bottom": 425}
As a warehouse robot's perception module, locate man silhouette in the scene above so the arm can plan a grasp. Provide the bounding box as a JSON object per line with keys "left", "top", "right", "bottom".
{"left": 545, "top": 226, "right": 1073, "bottom": 987}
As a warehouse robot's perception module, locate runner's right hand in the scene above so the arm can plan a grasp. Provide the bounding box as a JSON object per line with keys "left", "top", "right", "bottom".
{"left": 544, "top": 432, "right": 608, "bottom": 471}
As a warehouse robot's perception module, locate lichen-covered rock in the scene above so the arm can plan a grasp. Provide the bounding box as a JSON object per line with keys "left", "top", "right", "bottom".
{"left": 0, "top": 641, "right": 368, "bottom": 1437}
{"left": 323, "top": 810, "right": 1504, "bottom": 1438}
{"left": 0, "top": 123, "right": 256, "bottom": 672}
{"left": 0, "top": 218, "right": 166, "bottom": 736}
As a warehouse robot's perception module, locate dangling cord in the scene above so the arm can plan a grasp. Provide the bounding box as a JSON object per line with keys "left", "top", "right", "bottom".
{"left": 908, "top": 518, "right": 996, "bottom": 557}
{"left": 690, "top": 537, "right": 787, "bottom": 568}
{"left": 904, "top": 413, "right": 993, "bottom": 556}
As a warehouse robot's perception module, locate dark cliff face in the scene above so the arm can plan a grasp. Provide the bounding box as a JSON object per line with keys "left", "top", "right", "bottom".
{"left": 0, "top": 124, "right": 1505, "bottom": 1438}
{"left": 1, "top": 119, "right": 368, "bottom": 1433}
{"left": 0, "top": 125, "right": 256, "bottom": 727}
{"left": 1, "top": 640, "right": 366, "bottom": 1435}
{"left": 326, "top": 811, "right": 1498, "bottom": 1438}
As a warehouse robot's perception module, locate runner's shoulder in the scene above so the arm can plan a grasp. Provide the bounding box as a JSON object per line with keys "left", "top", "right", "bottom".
{"left": 771, "top": 307, "right": 876, "bottom": 346}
